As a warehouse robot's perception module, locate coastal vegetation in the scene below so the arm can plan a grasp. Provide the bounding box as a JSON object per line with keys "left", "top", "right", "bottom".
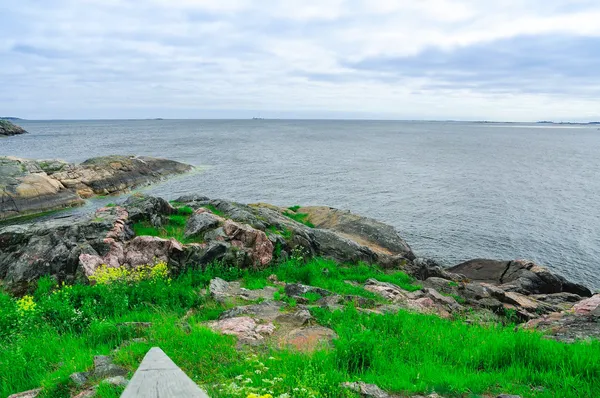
{"left": 131, "top": 205, "right": 201, "bottom": 244}
{"left": 1, "top": 256, "right": 599, "bottom": 398}
{"left": 2, "top": 192, "right": 599, "bottom": 398}
{"left": 283, "top": 206, "right": 315, "bottom": 228}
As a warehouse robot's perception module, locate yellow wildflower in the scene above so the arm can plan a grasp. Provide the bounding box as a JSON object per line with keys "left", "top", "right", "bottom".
{"left": 89, "top": 262, "right": 169, "bottom": 285}
{"left": 16, "top": 295, "right": 36, "bottom": 314}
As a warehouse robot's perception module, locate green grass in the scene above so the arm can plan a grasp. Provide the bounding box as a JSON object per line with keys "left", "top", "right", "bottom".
{"left": 202, "top": 204, "right": 224, "bottom": 217}
{"left": 302, "top": 291, "right": 323, "bottom": 303}
{"left": 266, "top": 225, "right": 293, "bottom": 240}
{"left": 267, "top": 258, "right": 422, "bottom": 295}
{"left": 132, "top": 213, "right": 203, "bottom": 244}
{"left": 1, "top": 258, "right": 599, "bottom": 398}
{"left": 283, "top": 210, "right": 315, "bottom": 228}
{"left": 176, "top": 206, "right": 194, "bottom": 216}
{"left": 288, "top": 205, "right": 301, "bottom": 212}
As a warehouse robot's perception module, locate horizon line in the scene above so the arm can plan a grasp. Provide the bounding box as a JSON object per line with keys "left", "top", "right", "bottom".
{"left": 4, "top": 117, "right": 600, "bottom": 124}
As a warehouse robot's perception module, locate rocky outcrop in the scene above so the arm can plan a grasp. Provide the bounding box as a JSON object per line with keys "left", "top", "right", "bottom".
{"left": 449, "top": 259, "right": 592, "bottom": 297}
{"left": 207, "top": 316, "right": 276, "bottom": 344}
{"left": 0, "top": 157, "right": 84, "bottom": 220}
{"left": 0, "top": 193, "right": 414, "bottom": 291}
{"left": 209, "top": 277, "right": 278, "bottom": 303}
{"left": 0, "top": 193, "right": 595, "bottom": 341}
{"left": 524, "top": 295, "right": 600, "bottom": 342}
{"left": 364, "top": 279, "right": 463, "bottom": 319}
{"left": 176, "top": 198, "right": 416, "bottom": 268}
{"left": 297, "top": 206, "right": 414, "bottom": 259}
{"left": 0, "top": 156, "right": 192, "bottom": 220}
{"left": 0, "top": 206, "right": 132, "bottom": 294}
{"left": 0, "top": 120, "right": 27, "bottom": 136}
{"left": 49, "top": 155, "right": 192, "bottom": 198}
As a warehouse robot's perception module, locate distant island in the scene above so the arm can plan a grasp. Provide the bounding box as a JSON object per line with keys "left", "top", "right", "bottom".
{"left": 0, "top": 117, "right": 23, "bottom": 121}
{"left": 536, "top": 120, "right": 600, "bottom": 125}
{"left": 0, "top": 119, "right": 27, "bottom": 136}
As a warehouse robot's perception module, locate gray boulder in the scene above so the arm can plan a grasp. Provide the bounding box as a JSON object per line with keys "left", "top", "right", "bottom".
{"left": 70, "top": 372, "right": 89, "bottom": 386}
{"left": 124, "top": 195, "right": 175, "bottom": 224}
{"left": 91, "top": 355, "right": 127, "bottom": 379}
{"left": 184, "top": 212, "right": 221, "bottom": 239}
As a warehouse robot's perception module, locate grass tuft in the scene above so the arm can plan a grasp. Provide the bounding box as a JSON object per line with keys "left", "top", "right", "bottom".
{"left": 283, "top": 211, "right": 315, "bottom": 228}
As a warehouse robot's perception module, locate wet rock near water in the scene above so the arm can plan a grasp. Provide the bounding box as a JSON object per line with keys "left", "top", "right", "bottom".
{"left": 449, "top": 259, "right": 591, "bottom": 297}
{"left": 295, "top": 205, "right": 414, "bottom": 260}
{"left": 0, "top": 155, "right": 192, "bottom": 221}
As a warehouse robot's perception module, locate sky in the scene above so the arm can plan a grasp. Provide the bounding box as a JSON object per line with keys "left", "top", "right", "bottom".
{"left": 1, "top": 0, "right": 600, "bottom": 121}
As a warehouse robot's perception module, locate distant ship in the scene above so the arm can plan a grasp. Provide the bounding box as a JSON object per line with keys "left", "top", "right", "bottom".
{"left": 252, "top": 117, "right": 265, "bottom": 120}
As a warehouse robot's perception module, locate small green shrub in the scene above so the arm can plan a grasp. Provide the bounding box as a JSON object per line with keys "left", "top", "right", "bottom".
{"left": 168, "top": 214, "right": 187, "bottom": 226}
{"left": 288, "top": 205, "right": 301, "bottom": 212}
{"left": 302, "top": 291, "right": 322, "bottom": 303}
{"left": 176, "top": 206, "right": 194, "bottom": 216}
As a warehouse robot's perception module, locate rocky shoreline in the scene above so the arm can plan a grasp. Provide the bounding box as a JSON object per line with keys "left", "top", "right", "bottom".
{"left": 1, "top": 192, "right": 597, "bottom": 343}
{"left": 0, "top": 120, "right": 27, "bottom": 136}
{"left": 0, "top": 155, "right": 193, "bottom": 221}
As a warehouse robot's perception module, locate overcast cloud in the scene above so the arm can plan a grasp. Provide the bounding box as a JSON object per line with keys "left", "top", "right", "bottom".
{"left": 1, "top": 0, "right": 600, "bottom": 120}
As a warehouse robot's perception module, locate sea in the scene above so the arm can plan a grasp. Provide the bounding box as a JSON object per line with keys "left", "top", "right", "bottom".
{"left": 2, "top": 119, "right": 599, "bottom": 290}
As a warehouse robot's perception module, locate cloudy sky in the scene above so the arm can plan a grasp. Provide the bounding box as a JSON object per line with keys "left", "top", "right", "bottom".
{"left": 2, "top": 0, "right": 600, "bottom": 121}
